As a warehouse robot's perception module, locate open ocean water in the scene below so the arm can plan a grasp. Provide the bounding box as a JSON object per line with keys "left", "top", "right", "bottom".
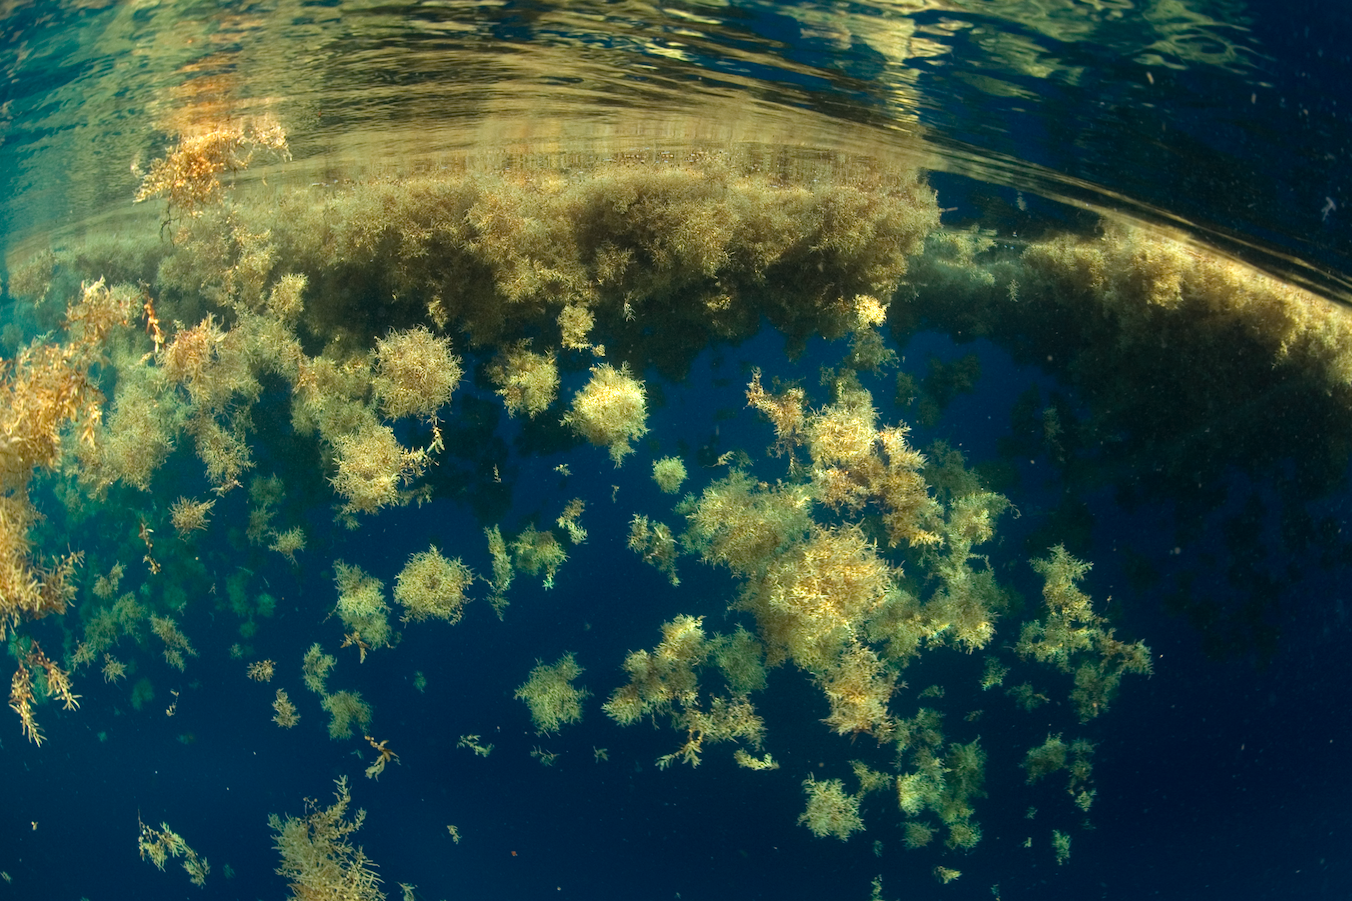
{"left": 1, "top": 2, "right": 1351, "bottom": 900}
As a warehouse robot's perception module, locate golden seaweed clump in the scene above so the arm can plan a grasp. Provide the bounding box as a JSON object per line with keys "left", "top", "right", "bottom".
{"left": 169, "top": 497, "right": 215, "bottom": 537}
{"left": 102, "top": 655, "right": 126, "bottom": 684}
{"left": 894, "top": 718, "right": 986, "bottom": 852}
{"left": 742, "top": 524, "right": 896, "bottom": 672}
{"left": 1068, "top": 739, "right": 1097, "bottom": 811}
{"left": 1, "top": 279, "right": 130, "bottom": 484}
{"left": 269, "top": 777, "right": 383, "bottom": 901}
{"left": 364, "top": 735, "right": 400, "bottom": 780}
{"left": 980, "top": 657, "right": 1010, "bottom": 690}
{"left": 798, "top": 775, "right": 865, "bottom": 841}
{"left": 75, "top": 591, "right": 144, "bottom": 669}
{"left": 269, "top": 527, "right": 306, "bottom": 563}
{"left": 393, "top": 546, "right": 474, "bottom": 625}
{"left": 603, "top": 615, "right": 768, "bottom": 770}
{"left": 291, "top": 352, "right": 378, "bottom": 444}
{"left": 92, "top": 563, "right": 124, "bottom": 600}
{"left": 487, "top": 341, "right": 559, "bottom": 418}
{"left": 1020, "top": 224, "right": 1352, "bottom": 396}
{"left": 938, "top": 740, "right": 987, "bottom": 849}
{"left": 457, "top": 734, "right": 494, "bottom": 757}
{"left": 135, "top": 120, "right": 289, "bottom": 214}
{"left": 603, "top": 615, "right": 709, "bottom": 726}
{"left": 734, "top": 750, "right": 779, "bottom": 771}
{"left": 661, "top": 692, "right": 767, "bottom": 769}
{"left": 556, "top": 498, "right": 587, "bottom": 545}
{"left": 515, "top": 652, "right": 591, "bottom": 734}
{"left": 900, "top": 821, "right": 935, "bottom": 850}
{"left": 680, "top": 470, "right": 813, "bottom": 576}
{"left": 558, "top": 304, "right": 597, "bottom": 352}
{"left": 156, "top": 314, "right": 225, "bottom": 394}
{"left": 246, "top": 474, "right": 284, "bottom": 544}
{"left": 806, "top": 387, "right": 879, "bottom": 470}
{"left": 247, "top": 660, "right": 276, "bottom": 682}
{"left": 371, "top": 326, "right": 462, "bottom": 420}
{"left": 1022, "top": 733, "right": 1068, "bottom": 783}
{"left": 266, "top": 273, "right": 307, "bottom": 324}
{"left": 0, "top": 282, "right": 125, "bottom": 640}
{"left": 322, "top": 690, "right": 373, "bottom": 740}
{"left": 561, "top": 363, "right": 648, "bottom": 465}
{"left": 333, "top": 561, "right": 393, "bottom": 652}
{"left": 0, "top": 502, "right": 80, "bottom": 646}
{"left": 509, "top": 526, "right": 568, "bottom": 590}
{"left": 272, "top": 689, "right": 299, "bottom": 729}
{"left": 801, "top": 384, "right": 943, "bottom": 550}
{"left": 921, "top": 493, "right": 1011, "bottom": 656}
{"left": 814, "top": 641, "right": 899, "bottom": 740}
{"left": 710, "top": 625, "right": 768, "bottom": 694}
{"left": 329, "top": 423, "right": 429, "bottom": 517}
{"left": 651, "top": 456, "right": 687, "bottom": 494}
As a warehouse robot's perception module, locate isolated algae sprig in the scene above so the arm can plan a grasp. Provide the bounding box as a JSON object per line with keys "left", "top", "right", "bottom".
{"left": 138, "top": 818, "right": 210, "bottom": 887}
{"left": 272, "top": 689, "right": 300, "bottom": 729}
{"left": 8, "top": 639, "right": 80, "bottom": 745}
{"left": 483, "top": 525, "right": 514, "bottom": 616}
{"left": 627, "top": 514, "right": 681, "bottom": 586}
{"left": 1017, "top": 546, "right": 1153, "bottom": 720}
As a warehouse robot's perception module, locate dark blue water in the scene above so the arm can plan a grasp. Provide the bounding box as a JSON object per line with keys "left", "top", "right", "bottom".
{"left": 0, "top": 317, "right": 1345, "bottom": 900}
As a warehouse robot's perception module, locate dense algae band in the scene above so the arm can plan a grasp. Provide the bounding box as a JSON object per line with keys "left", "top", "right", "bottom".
{"left": 3, "top": 126, "right": 1349, "bottom": 895}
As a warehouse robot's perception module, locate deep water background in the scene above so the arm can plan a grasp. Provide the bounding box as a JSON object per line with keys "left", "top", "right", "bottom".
{"left": 1, "top": 313, "right": 1350, "bottom": 901}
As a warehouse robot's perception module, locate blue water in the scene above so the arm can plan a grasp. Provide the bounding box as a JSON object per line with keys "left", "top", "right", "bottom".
{"left": 0, "top": 319, "right": 1342, "bottom": 900}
